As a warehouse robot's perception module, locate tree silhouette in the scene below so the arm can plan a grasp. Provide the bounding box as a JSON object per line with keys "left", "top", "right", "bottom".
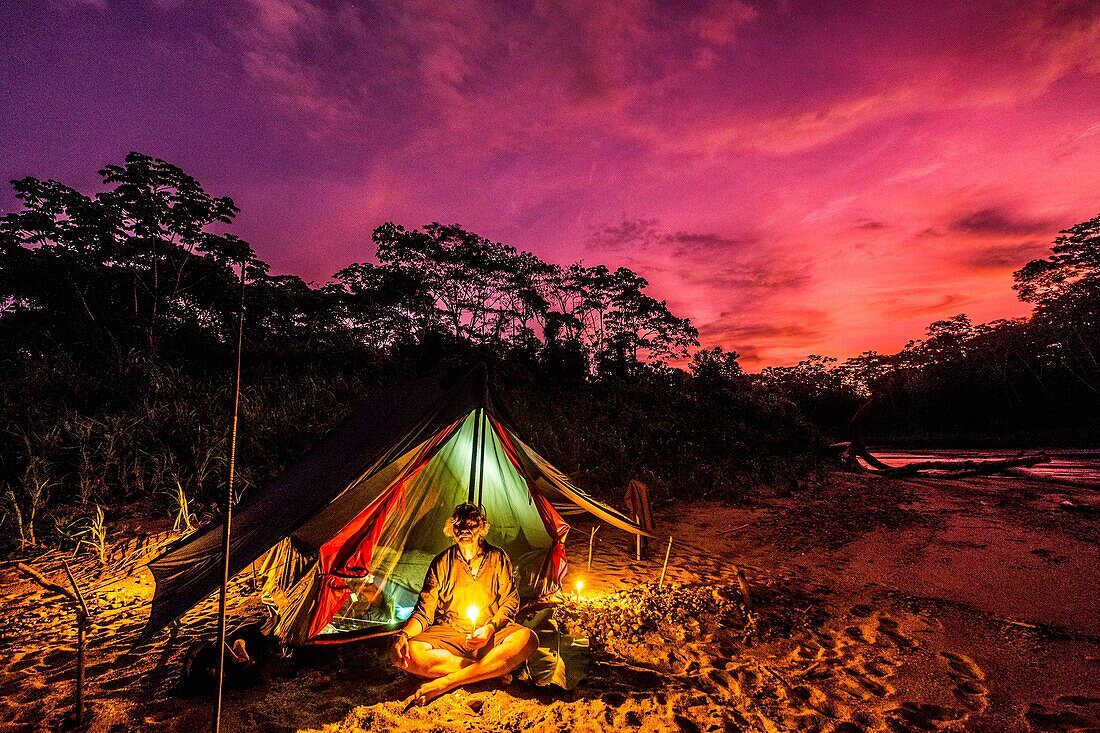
{"left": 0, "top": 152, "right": 262, "bottom": 366}
{"left": 1014, "top": 213, "right": 1100, "bottom": 396}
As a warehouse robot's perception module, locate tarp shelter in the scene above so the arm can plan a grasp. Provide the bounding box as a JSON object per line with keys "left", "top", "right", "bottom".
{"left": 141, "top": 366, "right": 649, "bottom": 645}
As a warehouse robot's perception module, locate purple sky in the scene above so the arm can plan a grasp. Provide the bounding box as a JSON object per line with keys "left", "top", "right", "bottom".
{"left": 3, "top": 0, "right": 1099, "bottom": 367}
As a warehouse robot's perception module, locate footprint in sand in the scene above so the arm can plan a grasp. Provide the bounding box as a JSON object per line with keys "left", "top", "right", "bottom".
{"left": 938, "top": 651, "right": 989, "bottom": 712}
{"left": 831, "top": 723, "right": 865, "bottom": 733}
{"left": 811, "top": 629, "right": 847, "bottom": 660}
{"left": 41, "top": 649, "right": 71, "bottom": 667}
{"left": 794, "top": 641, "right": 822, "bottom": 660}
{"left": 875, "top": 617, "right": 916, "bottom": 652}
{"left": 705, "top": 668, "right": 742, "bottom": 700}
{"left": 9, "top": 654, "right": 39, "bottom": 674}
{"left": 844, "top": 625, "right": 875, "bottom": 644}
{"left": 838, "top": 663, "right": 894, "bottom": 701}
{"left": 601, "top": 691, "right": 628, "bottom": 707}
{"left": 789, "top": 683, "right": 844, "bottom": 719}
{"left": 861, "top": 660, "right": 891, "bottom": 678}
{"left": 817, "top": 611, "right": 906, "bottom": 705}
{"left": 1024, "top": 696, "right": 1100, "bottom": 732}
{"left": 886, "top": 701, "right": 965, "bottom": 731}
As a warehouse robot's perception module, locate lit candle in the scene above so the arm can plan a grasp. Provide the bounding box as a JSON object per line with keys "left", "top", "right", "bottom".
{"left": 466, "top": 604, "right": 480, "bottom": 628}
{"left": 575, "top": 580, "right": 584, "bottom": 594}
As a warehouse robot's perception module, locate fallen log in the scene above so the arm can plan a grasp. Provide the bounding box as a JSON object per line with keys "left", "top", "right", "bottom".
{"left": 839, "top": 441, "right": 1051, "bottom": 478}
{"left": 836, "top": 439, "right": 894, "bottom": 471}
{"left": 881, "top": 454, "right": 1050, "bottom": 477}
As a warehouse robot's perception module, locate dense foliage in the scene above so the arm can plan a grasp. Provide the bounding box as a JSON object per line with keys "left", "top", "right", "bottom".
{"left": 0, "top": 153, "right": 822, "bottom": 552}
{"left": 759, "top": 214, "right": 1100, "bottom": 444}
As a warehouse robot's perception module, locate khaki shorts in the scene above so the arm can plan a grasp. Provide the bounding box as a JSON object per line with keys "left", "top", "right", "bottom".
{"left": 411, "top": 622, "right": 527, "bottom": 660}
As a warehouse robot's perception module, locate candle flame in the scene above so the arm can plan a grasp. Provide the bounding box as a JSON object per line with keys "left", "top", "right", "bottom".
{"left": 465, "top": 604, "right": 480, "bottom": 626}
{"left": 575, "top": 580, "right": 584, "bottom": 592}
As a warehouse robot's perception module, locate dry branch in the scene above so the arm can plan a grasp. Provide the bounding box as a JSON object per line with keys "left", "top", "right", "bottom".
{"left": 17, "top": 562, "right": 80, "bottom": 606}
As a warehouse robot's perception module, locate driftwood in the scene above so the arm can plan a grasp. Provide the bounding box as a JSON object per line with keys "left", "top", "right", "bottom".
{"left": 883, "top": 454, "right": 1051, "bottom": 477}
{"left": 835, "top": 440, "right": 1050, "bottom": 478}
{"left": 1002, "top": 467, "right": 1100, "bottom": 490}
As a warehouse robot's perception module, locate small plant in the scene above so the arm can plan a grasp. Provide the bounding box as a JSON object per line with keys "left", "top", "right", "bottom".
{"left": 167, "top": 479, "right": 197, "bottom": 533}
{"left": 3, "top": 485, "right": 24, "bottom": 545}
{"left": 3, "top": 465, "right": 53, "bottom": 547}
{"left": 71, "top": 505, "right": 108, "bottom": 564}
{"left": 192, "top": 438, "right": 220, "bottom": 497}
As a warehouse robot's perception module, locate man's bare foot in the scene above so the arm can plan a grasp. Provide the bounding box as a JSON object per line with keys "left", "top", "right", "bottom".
{"left": 406, "top": 677, "right": 452, "bottom": 707}
{"left": 500, "top": 673, "right": 513, "bottom": 685}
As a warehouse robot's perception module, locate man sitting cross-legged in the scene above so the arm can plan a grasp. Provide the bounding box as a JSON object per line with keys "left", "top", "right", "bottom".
{"left": 391, "top": 503, "right": 539, "bottom": 707}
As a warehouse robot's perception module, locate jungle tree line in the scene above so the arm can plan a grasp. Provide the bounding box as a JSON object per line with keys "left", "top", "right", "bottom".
{"left": 0, "top": 156, "right": 697, "bottom": 375}
{"left": 0, "top": 153, "right": 818, "bottom": 551}
{"left": 758, "top": 213, "right": 1100, "bottom": 443}
{"left": 4, "top": 152, "right": 1093, "bottom": 553}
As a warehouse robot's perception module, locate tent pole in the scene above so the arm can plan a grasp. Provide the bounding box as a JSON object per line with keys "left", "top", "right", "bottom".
{"left": 476, "top": 410, "right": 488, "bottom": 507}
{"left": 466, "top": 408, "right": 481, "bottom": 504}
{"left": 213, "top": 263, "right": 247, "bottom": 733}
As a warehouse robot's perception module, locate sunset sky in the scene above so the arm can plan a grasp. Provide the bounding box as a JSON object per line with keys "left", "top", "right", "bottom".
{"left": 3, "top": 0, "right": 1099, "bottom": 368}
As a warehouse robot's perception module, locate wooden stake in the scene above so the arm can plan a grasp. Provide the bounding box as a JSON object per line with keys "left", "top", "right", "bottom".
{"left": 732, "top": 564, "right": 753, "bottom": 611}
{"left": 62, "top": 562, "right": 89, "bottom": 726}
{"left": 16, "top": 562, "right": 89, "bottom": 724}
{"left": 76, "top": 612, "right": 86, "bottom": 722}
{"left": 624, "top": 480, "right": 652, "bottom": 559}
{"left": 658, "top": 535, "right": 673, "bottom": 587}
{"left": 587, "top": 526, "right": 600, "bottom": 571}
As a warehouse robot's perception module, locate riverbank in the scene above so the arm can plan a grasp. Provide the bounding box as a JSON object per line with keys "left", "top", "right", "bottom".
{"left": 1, "top": 470, "right": 1097, "bottom": 732}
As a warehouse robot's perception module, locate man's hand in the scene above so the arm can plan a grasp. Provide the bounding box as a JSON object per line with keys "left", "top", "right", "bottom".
{"left": 465, "top": 624, "right": 495, "bottom": 651}
{"left": 393, "top": 632, "right": 411, "bottom": 667}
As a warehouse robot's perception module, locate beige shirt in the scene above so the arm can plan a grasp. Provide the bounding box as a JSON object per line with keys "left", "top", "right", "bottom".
{"left": 409, "top": 541, "right": 520, "bottom": 632}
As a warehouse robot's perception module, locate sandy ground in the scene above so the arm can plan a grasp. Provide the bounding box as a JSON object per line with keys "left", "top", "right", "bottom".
{"left": 1, "top": 471, "right": 1098, "bottom": 733}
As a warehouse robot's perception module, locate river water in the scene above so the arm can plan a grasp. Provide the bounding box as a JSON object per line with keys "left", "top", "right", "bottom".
{"left": 870, "top": 448, "right": 1100, "bottom": 485}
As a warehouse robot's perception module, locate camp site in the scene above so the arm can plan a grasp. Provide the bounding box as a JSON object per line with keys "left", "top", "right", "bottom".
{"left": 3, "top": 4, "right": 1100, "bottom": 732}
